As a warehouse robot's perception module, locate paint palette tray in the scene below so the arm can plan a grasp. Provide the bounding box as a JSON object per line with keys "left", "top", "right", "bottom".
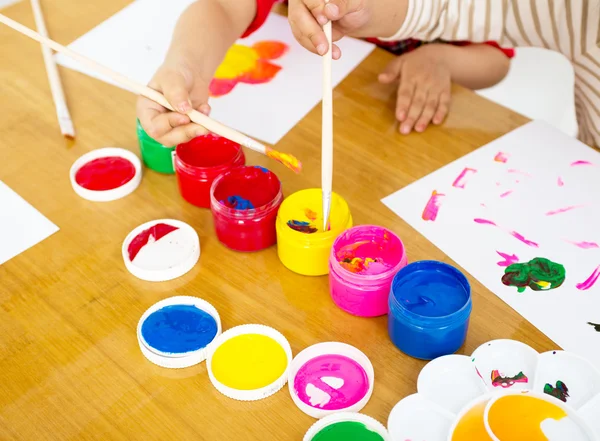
{"left": 387, "top": 339, "right": 600, "bottom": 441}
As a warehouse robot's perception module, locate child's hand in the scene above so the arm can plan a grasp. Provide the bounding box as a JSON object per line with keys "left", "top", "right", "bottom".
{"left": 288, "top": 0, "right": 370, "bottom": 58}
{"left": 136, "top": 60, "right": 211, "bottom": 147}
{"left": 379, "top": 45, "right": 452, "bottom": 135}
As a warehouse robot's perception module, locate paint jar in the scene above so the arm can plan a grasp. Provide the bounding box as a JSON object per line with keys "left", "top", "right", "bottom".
{"left": 329, "top": 226, "right": 407, "bottom": 317}
{"left": 303, "top": 412, "right": 391, "bottom": 441}
{"left": 174, "top": 135, "right": 246, "bottom": 208}
{"left": 136, "top": 119, "right": 175, "bottom": 174}
{"left": 276, "top": 189, "right": 352, "bottom": 276}
{"left": 388, "top": 260, "right": 472, "bottom": 360}
{"left": 210, "top": 166, "right": 283, "bottom": 251}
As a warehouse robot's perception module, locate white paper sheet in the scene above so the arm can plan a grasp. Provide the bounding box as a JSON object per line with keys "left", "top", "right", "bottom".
{"left": 0, "top": 181, "right": 59, "bottom": 265}
{"left": 55, "top": 0, "right": 375, "bottom": 144}
{"left": 382, "top": 121, "right": 600, "bottom": 368}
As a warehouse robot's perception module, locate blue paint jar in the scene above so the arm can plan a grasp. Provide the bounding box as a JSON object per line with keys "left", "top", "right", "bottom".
{"left": 388, "top": 260, "right": 472, "bottom": 360}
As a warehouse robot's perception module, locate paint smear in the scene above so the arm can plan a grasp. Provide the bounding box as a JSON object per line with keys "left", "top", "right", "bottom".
{"left": 452, "top": 167, "right": 477, "bottom": 189}
{"left": 507, "top": 169, "right": 532, "bottom": 177}
{"left": 587, "top": 322, "right": 600, "bottom": 332}
{"left": 210, "top": 333, "right": 288, "bottom": 390}
{"left": 474, "top": 219, "right": 539, "bottom": 247}
{"left": 127, "top": 223, "right": 179, "bottom": 261}
{"left": 293, "top": 354, "right": 370, "bottom": 410}
{"left": 304, "top": 208, "right": 318, "bottom": 221}
{"left": 576, "top": 265, "right": 600, "bottom": 290}
{"left": 499, "top": 190, "right": 513, "bottom": 198}
{"left": 557, "top": 177, "right": 564, "bottom": 186}
{"left": 210, "top": 41, "right": 288, "bottom": 97}
{"left": 287, "top": 220, "right": 318, "bottom": 234}
{"left": 220, "top": 195, "right": 255, "bottom": 210}
{"left": 474, "top": 218, "right": 497, "bottom": 226}
{"left": 571, "top": 160, "right": 593, "bottom": 166}
{"left": 545, "top": 205, "right": 583, "bottom": 216}
{"left": 494, "top": 152, "right": 509, "bottom": 163}
{"left": 565, "top": 240, "right": 599, "bottom": 249}
{"left": 496, "top": 251, "right": 519, "bottom": 267}
{"left": 491, "top": 370, "right": 528, "bottom": 388}
{"left": 544, "top": 381, "right": 569, "bottom": 402}
{"left": 422, "top": 190, "right": 444, "bottom": 221}
{"left": 502, "top": 257, "right": 566, "bottom": 293}
{"left": 75, "top": 156, "right": 136, "bottom": 191}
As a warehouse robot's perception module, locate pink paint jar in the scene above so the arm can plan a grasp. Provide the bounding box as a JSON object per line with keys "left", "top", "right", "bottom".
{"left": 174, "top": 134, "right": 245, "bottom": 208}
{"left": 210, "top": 166, "right": 283, "bottom": 252}
{"left": 329, "top": 225, "right": 407, "bottom": 317}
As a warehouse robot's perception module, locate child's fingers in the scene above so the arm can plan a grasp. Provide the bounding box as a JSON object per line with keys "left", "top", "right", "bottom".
{"left": 289, "top": 3, "right": 329, "bottom": 55}
{"left": 395, "top": 77, "right": 414, "bottom": 122}
{"left": 145, "top": 112, "right": 192, "bottom": 140}
{"left": 400, "top": 87, "right": 427, "bottom": 135}
{"left": 157, "top": 122, "right": 208, "bottom": 147}
{"left": 415, "top": 93, "right": 439, "bottom": 132}
{"left": 159, "top": 71, "right": 193, "bottom": 113}
{"left": 332, "top": 44, "right": 342, "bottom": 59}
{"left": 433, "top": 92, "right": 451, "bottom": 125}
{"left": 302, "top": 0, "right": 328, "bottom": 24}
{"left": 378, "top": 58, "right": 404, "bottom": 84}
{"left": 137, "top": 96, "right": 165, "bottom": 135}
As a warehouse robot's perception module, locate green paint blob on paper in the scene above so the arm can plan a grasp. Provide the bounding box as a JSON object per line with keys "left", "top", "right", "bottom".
{"left": 311, "top": 422, "right": 385, "bottom": 441}
{"left": 501, "top": 257, "right": 565, "bottom": 293}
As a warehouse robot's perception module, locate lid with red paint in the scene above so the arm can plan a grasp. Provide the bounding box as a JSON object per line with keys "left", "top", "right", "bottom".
{"left": 70, "top": 147, "right": 142, "bottom": 202}
{"left": 122, "top": 219, "right": 200, "bottom": 282}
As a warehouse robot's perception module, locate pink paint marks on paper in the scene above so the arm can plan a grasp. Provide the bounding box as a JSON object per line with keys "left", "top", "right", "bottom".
{"left": 508, "top": 169, "right": 532, "bottom": 177}
{"left": 500, "top": 190, "right": 513, "bottom": 198}
{"left": 474, "top": 218, "right": 497, "bottom": 226}
{"left": 565, "top": 240, "right": 600, "bottom": 249}
{"left": 577, "top": 265, "right": 600, "bottom": 290}
{"left": 557, "top": 177, "right": 565, "bottom": 187}
{"left": 422, "top": 190, "right": 444, "bottom": 221}
{"left": 474, "top": 218, "right": 539, "bottom": 248}
{"left": 545, "top": 205, "right": 584, "bottom": 216}
{"left": 571, "top": 160, "right": 594, "bottom": 167}
{"left": 497, "top": 251, "right": 519, "bottom": 267}
{"left": 494, "top": 152, "right": 510, "bottom": 163}
{"left": 452, "top": 167, "right": 477, "bottom": 189}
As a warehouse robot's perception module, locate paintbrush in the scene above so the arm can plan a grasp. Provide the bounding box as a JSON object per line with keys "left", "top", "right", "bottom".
{"left": 0, "top": 13, "right": 302, "bottom": 173}
{"left": 321, "top": 0, "right": 333, "bottom": 231}
{"left": 30, "top": 0, "right": 75, "bottom": 138}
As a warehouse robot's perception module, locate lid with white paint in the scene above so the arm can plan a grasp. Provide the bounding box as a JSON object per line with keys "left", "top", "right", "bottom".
{"left": 70, "top": 147, "right": 142, "bottom": 202}
{"left": 137, "top": 296, "right": 221, "bottom": 369}
{"left": 288, "top": 342, "right": 375, "bottom": 419}
{"left": 122, "top": 219, "right": 200, "bottom": 282}
{"left": 206, "top": 324, "right": 292, "bottom": 401}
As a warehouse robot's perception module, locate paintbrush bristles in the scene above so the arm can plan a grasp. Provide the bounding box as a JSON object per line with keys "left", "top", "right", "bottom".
{"left": 0, "top": 13, "right": 302, "bottom": 173}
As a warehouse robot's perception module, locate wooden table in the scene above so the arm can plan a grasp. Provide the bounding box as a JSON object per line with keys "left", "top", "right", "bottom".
{"left": 0, "top": 1, "right": 550, "bottom": 440}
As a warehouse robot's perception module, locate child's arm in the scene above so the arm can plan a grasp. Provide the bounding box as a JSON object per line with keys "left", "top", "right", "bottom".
{"left": 379, "top": 43, "right": 510, "bottom": 134}
{"left": 136, "top": 0, "right": 259, "bottom": 146}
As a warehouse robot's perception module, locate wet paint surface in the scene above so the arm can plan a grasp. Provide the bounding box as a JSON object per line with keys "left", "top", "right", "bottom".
{"left": 571, "top": 160, "right": 593, "bottom": 166}
{"left": 220, "top": 195, "right": 255, "bottom": 210}
{"left": 127, "top": 223, "right": 179, "bottom": 261}
{"left": 141, "top": 304, "right": 218, "bottom": 354}
{"left": 566, "top": 241, "right": 599, "bottom": 249}
{"left": 311, "top": 422, "right": 384, "bottom": 441}
{"left": 576, "top": 265, "right": 600, "bottom": 290}
{"left": 287, "top": 220, "right": 318, "bottom": 234}
{"left": 491, "top": 369, "right": 528, "bottom": 388}
{"left": 422, "top": 190, "right": 444, "bottom": 221}
{"left": 496, "top": 251, "right": 519, "bottom": 267}
{"left": 211, "top": 333, "right": 287, "bottom": 390}
{"left": 494, "top": 152, "right": 509, "bottom": 163}
{"left": 544, "top": 381, "right": 569, "bottom": 402}
{"left": 452, "top": 168, "right": 477, "bottom": 189}
{"left": 336, "top": 235, "right": 396, "bottom": 275}
{"left": 502, "top": 257, "right": 566, "bottom": 293}
{"left": 293, "top": 354, "right": 369, "bottom": 410}
{"left": 210, "top": 41, "right": 288, "bottom": 96}
{"left": 75, "top": 156, "right": 135, "bottom": 191}
{"left": 487, "top": 394, "right": 567, "bottom": 441}
{"left": 451, "top": 399, "right": 493, "bottom": 441}
{"left": 265, "top": 148, "right": 302, "bottom": 173}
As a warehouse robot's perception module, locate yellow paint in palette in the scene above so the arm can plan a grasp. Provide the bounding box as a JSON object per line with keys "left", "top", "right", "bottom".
{"left": 451, "top": 398, "right": 493, "bottom": 441}
{"left": 211, "top": 334, "right": 288, "bottom": 390}
{"left": 276, "top": 189, "right": 353, "bottom": 276}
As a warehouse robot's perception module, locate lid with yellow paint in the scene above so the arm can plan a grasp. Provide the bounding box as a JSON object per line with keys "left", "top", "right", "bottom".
{"left": 206, "top": 324, "right": 292, "bottom": 401}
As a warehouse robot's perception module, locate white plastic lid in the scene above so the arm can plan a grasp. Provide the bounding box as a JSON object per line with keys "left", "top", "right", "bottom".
{"left": 137, "top": 296, "right": 222, "bottom": 369}
{"left": 122, "top": 219, "right": 200, "bottom": 282}
{"left": 206, "top": 324, "right": 292, "bottom": 401}
{"left": 303, "top": 412, "right": 390, "bottom": 441}
{"left": 288, "top": 342, "right": 375, "bottom": 419}
{"left": 70, "top": 147, "right": 142, "bottom": 202}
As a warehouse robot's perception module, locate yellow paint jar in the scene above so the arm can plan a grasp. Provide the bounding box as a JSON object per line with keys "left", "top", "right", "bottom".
{"left": 276, "top": 189, "right": 352, "bottom": 276}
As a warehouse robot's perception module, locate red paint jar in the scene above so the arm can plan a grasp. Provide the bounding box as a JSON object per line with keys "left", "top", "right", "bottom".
{"left": 210, "top": 166, "right": 283, "bottom": 252}
{"left": 174, "top": 135, "right": 246, "bottom": 208}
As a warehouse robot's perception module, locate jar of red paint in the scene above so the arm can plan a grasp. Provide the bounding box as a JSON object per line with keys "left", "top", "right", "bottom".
{"left": 174, "top": 134, "right": 246, "bottom": 208}
{"left": 210, "top": 166, "right": 283, "bottom": 252}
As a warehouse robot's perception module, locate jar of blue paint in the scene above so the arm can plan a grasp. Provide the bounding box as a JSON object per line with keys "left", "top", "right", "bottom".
{"left": 388, "top": 260, "right": 472, "bottom": 360}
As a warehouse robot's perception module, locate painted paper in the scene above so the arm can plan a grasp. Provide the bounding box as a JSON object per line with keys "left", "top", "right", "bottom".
{"left": 382, "top": 121, "right": 600, "bottom": 369}
{"left": 54, "top": 0, "right": 375, "bottom": 144}
{"left": 0, "top": 181, "right": 59, "bottom": 265}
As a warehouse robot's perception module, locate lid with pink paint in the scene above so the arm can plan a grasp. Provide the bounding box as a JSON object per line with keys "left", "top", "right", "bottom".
{"left": 288, "top": 342, "right": 375, "bottom": 419}
{"left": 70, "top": 147, "right": 142, "bottom": 202}
{"left": 122, "top": 219, "right": 200, "bottom": 282}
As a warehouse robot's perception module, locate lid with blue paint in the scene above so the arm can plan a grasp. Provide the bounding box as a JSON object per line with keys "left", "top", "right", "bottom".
{"left": 137, "top": 296, "right": 222, "bottom": 369}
